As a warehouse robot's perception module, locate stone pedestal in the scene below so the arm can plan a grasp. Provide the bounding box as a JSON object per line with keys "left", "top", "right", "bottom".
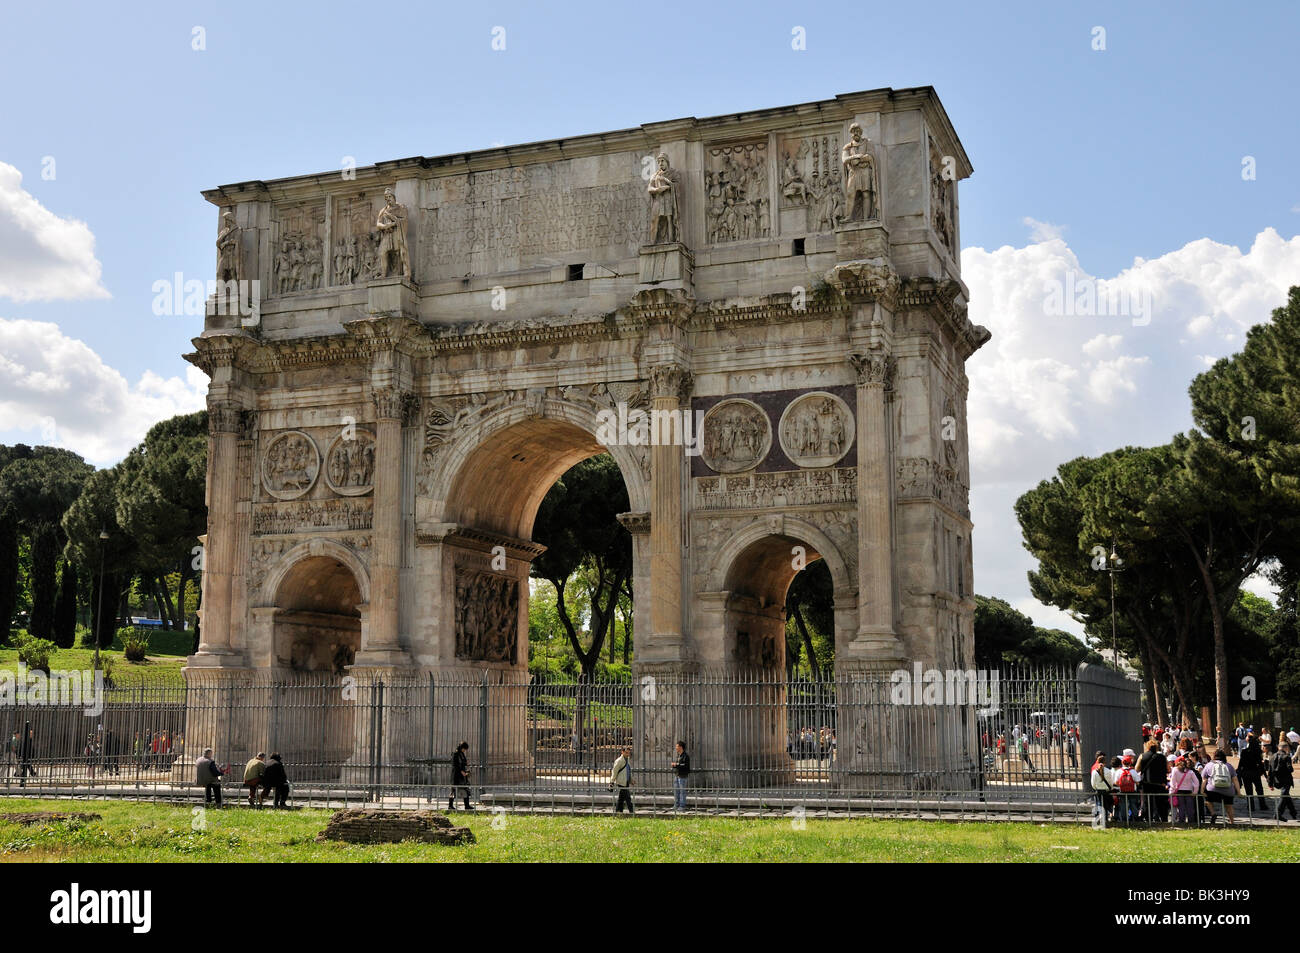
{"left": 638, "top": 241, "right": 694, "bottom": 289}
{"left": 835, "top": 220, "right": 889, "bottom": 263}
{"left": 366, "top": 276, "right": 419, "bottom": 317}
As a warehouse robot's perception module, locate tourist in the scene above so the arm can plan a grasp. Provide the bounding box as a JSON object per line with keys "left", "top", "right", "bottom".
{"left": 671, "top": 741, "right": 690, "bottom": 812}
{"left": 1136, "top": 740, "right": 1169, "bottom": 824}
{"left": 449, "top": 741, "right": 471, "bottom": 811}
{"left": 196, "top": 748, "right": 224, "bottom": 807}
{"left": 1018, "top": 732, "right": 1035, "bottom": 774}
{"left": 1268, "top": 742, "right": 1296, "bottom": 822}
{"left": 1090, "top": 750, "right": 1113, "bottom": 824}
{"left": 1114, "top": 754, "right": 1141, "bottom": 826}
{"left": 4, "top": 729, "right": 15, "bottom": 779}
{"left": 1237, "top": 734, "right": 1267, "bottom": 813}
{"left": 17, "top": 723, "right": 35, "bottom": 787}
{"left": 261, "top": 753, "right": 290, "bottom": 809}
{"left": 1287, "top": 727, "right": 1300, "bottom": 762}
{"left": 1203, "top": 749, "right": 1239, "bottom": 825}
{"left": 609, "top": 745, "right": 634, "bottom": 814}
{"left": 243, "top": 752, "right": 267, "bottom": 808}
{"left": 1168, "top": 757, "right": 1200, "bottom": 826}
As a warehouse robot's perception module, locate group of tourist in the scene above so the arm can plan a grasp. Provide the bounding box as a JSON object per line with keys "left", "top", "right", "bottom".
{"left": 788, "top": 726, "right": 835, "bottom": 762}
{"left": 1091, "top": 730, "right": 1297, "bottom": 826}
{"left": 193, "top": 748, "right": 291, "bottom": 809}
{"left": 606, "top": 740, "right": 691, "bottom": 814}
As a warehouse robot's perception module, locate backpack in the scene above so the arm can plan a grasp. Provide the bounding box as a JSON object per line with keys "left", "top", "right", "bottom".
{"left": 1116, "top": 768, "right": 1137, "bottom": 793}
{"left": 1209, "top": 761, "right": 1233, "bottom": 790}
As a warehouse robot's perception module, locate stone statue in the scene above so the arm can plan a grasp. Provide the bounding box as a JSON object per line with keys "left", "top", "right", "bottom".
{"left": 647, "top": 154, "right": 679, "bottom": 244}
{"left": 376, "top": 187, "right": 411, "bottom": 279}
{"left": 216, "top": 212, "right": 242, "bottom": 284}
{"left": 841, "top": 123, "right": 879, "bottom": 222}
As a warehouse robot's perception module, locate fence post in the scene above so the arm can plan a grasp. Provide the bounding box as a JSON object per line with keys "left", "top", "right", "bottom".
{"left": 478, "top": 672, "right": 489, "bottom": 800}
{"left": 427, "top": 672, "right": 435, "bottom": 802}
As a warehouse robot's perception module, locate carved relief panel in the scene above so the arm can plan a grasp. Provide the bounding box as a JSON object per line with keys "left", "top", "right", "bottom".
{"left": 778, "top": 132, "right": 844, "bottom": 233}
{"left": 330, "top": 193, "right": 385, "bottom": 287}
{"left": 454, "top": 566, "right": 519, "bottom": 664}
{"left": 705, "top": 141, "right": 769, "bottom": 243}
{"left": 272, "top": 202, "right": 326, "bottom": 295}
{"left": 324, "top": 429, "right": 376, "bottom": 496}
{"left": 929, "top": 138, "right": 956, "bottom": 252}
{"left": 261, "top": 431, "right": 321, "bottom": 500}
{"left": 700, "top": 398, "right": 771, "bottom": 474}
{"left": 778, "top": 392, "right": 854, "bottom": 468}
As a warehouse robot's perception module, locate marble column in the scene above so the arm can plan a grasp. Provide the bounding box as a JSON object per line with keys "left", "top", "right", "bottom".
{"left": 197, "top": 400, "right": 243, "bottom": 657}
{"left": 363, "top": 386, "right": 407, "bottom": 660}
{"left": 848, "top": 351, "right": 900, "bottom": 653}
{"left": 648, "top": 366, "right": 691, "bottom": 651}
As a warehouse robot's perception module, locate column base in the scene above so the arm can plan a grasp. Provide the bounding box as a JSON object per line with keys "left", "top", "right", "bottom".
{"left": 350, "top": 647, "right": 412, "bottom": 668}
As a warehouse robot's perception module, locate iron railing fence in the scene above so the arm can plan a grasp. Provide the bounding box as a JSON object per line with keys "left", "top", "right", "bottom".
{"left": 0, "top": 665, "right": 1124, "bottom": 811}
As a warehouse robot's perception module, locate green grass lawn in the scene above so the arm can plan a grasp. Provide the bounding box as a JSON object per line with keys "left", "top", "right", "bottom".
{"left": 1, "top": 797, "right": 1297, "bottom": 862}
{"left": 0, "top": 648, "right": 185, "bottom": 689}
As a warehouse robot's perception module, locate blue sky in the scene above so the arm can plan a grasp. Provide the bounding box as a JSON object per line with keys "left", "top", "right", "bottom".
{"left": 2, "top": 0, "right": 1298, "bottom": 632}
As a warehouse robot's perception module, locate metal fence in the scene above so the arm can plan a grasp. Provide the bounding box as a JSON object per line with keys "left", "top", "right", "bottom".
{"left": 1, "top": 664, "right": 1145, "bottom": 817}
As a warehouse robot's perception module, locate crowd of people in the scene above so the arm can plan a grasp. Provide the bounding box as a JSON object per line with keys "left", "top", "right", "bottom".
{"left": 1091, "top": 724, "right": 1298, "bottom": 826}
{"left": 788, "top": 726, "right": 836, "bottom": 762}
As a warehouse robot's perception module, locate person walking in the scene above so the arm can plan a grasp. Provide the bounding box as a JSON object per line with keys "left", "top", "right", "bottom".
{"left": 1113, "top": 754, "right": 1141, "bottom": 826}
{"left": 243, "top": 752, "right": 267, "bottom": 808}
{"left": 449, "top": 741, "right": 471, "bottom": 811}
{"left": 260, "top": 753, "right": 290, "bottom": 809}
{"left": 1268, "top": 742, "right": 1296, "bottom": 822}
{"left": 1286, "top": 727, "right": 1300, "bottom": 762}
{"left": 609, "top": 745, "right": 634, "bottom": 814}
{"left": 671, "top": 741, "right": 690, "bottom": 812}
{"left": 1204, "top": 749, "right": 1239, "bottom": 825}
{"left": 17, "top": 723, "right": 34, "bottom": 787}
{"left": 196, "top": 748, "right": 224, "bottom": 807}
{"left": 1237, "top": 734, "right": 1267, "bottom": 814}
{"left": 1168, "top": 756, "right": 1200, "bottom": 826}
{"left": 4, "top": 729, "right": 16, "bottom": 779}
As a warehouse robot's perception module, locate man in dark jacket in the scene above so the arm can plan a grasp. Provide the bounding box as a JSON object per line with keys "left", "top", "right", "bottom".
{"left": 195, "top": 747, "right": 224, "bottom": 806}
{"left": 1136, "top": 741, "right": 1168, "bottom": 824}
{"left": 449, "top": 741, "right": 471, "bottom": 811}
{"left": 261, "top": 753, "right": 290, "bottom": 809}
{"left": 1269, "top": 742, "right": 1296, "bottom": 821}
{"left": 671, "top": 741, "right": 690, "bottom": 812}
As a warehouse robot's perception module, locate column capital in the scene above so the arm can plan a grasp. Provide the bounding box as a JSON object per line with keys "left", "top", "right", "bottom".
{"left": 648, "top": 365, "right": 693, "bottom": 403}
{"left": 372, "top": 386, "right": 415, "bottom": 422}
{"left": 207, "top": 399, "right": 248, "bottom": 435}
{"left": 848, "top": 351, "right": 895, "bottom": 390}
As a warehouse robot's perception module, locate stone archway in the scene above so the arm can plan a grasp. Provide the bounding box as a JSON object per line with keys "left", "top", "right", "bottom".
{"left": 270, "top": 555, "right": 363, "bottom": 674}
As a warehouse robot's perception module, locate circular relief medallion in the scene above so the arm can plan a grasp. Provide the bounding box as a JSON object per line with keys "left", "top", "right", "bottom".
{"left": 701, "top": 398, "right": 771, "bottom": 474}
{"left": 324, "top": 429, "right": 376, "bottom": 496}
{"left": 778, "top": 392, "right": 855, "bottom": 468}
{"left": 261, "top": 430, "right": 321, "bottom": 500}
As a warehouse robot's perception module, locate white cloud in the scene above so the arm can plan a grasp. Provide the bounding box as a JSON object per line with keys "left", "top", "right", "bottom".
{"left": 0, "top": 163, "right": 109, "bottom": 304}
{"left": 964, "top": 227, "right": 1300, "bottom": 635}
{"left": 1022, "top": 217, "right": 1066, "bottom": 242}
{"left": 0, "top": 318, "right": 205, "bottom": 466}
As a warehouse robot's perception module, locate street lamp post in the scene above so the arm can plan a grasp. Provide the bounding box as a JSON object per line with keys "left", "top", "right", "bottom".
{"left": 95, "top": 529, "right": 109, "bottom": 672}
{"left": 1103, "top": 542, "right": 1125, "bottom": 672}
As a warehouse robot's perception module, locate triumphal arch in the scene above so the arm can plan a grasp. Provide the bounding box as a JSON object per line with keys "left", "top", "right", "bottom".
{"left": 187, "top": 87, "right": 988, "bottom": 785}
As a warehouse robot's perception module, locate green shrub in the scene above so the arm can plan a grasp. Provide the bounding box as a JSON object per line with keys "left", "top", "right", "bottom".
{"left": 122, "top": 633, "right": 150, "bottom": 662}
{"left": 111, "top": 626, "right": 192, "bottom": 657}
{"left": 13, "top": 633, "right": 56, "bottom": 674}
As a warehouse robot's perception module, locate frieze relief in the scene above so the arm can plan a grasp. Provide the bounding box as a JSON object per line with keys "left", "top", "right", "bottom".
{"left": 695, "top": 466, "right": 857, "bottom": 511}
{"left": 929, "top": 138, "right": 956, "bottom": 252}
{"left": 272, "top": 202, "right": 326, "bottom": 295}
{"left": 778, "top": 392, "right": 853, "bottom": 468}
{"left": 705, "top": 141, "right": 769, "bottom": 243}
{"left": 778, "top": 133, "right": 845, "bottom": 232}
{"left": 252, "top": 498, "right": 374, "bottom": 536}
{"left": 330, "top": 194, "right": 385, "bottom": 286}
{"left": 454, "top": 566, "right": 519, "bottom": 664}
{"left": 897, "top": 456, "right": 969, "bottom": 515}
